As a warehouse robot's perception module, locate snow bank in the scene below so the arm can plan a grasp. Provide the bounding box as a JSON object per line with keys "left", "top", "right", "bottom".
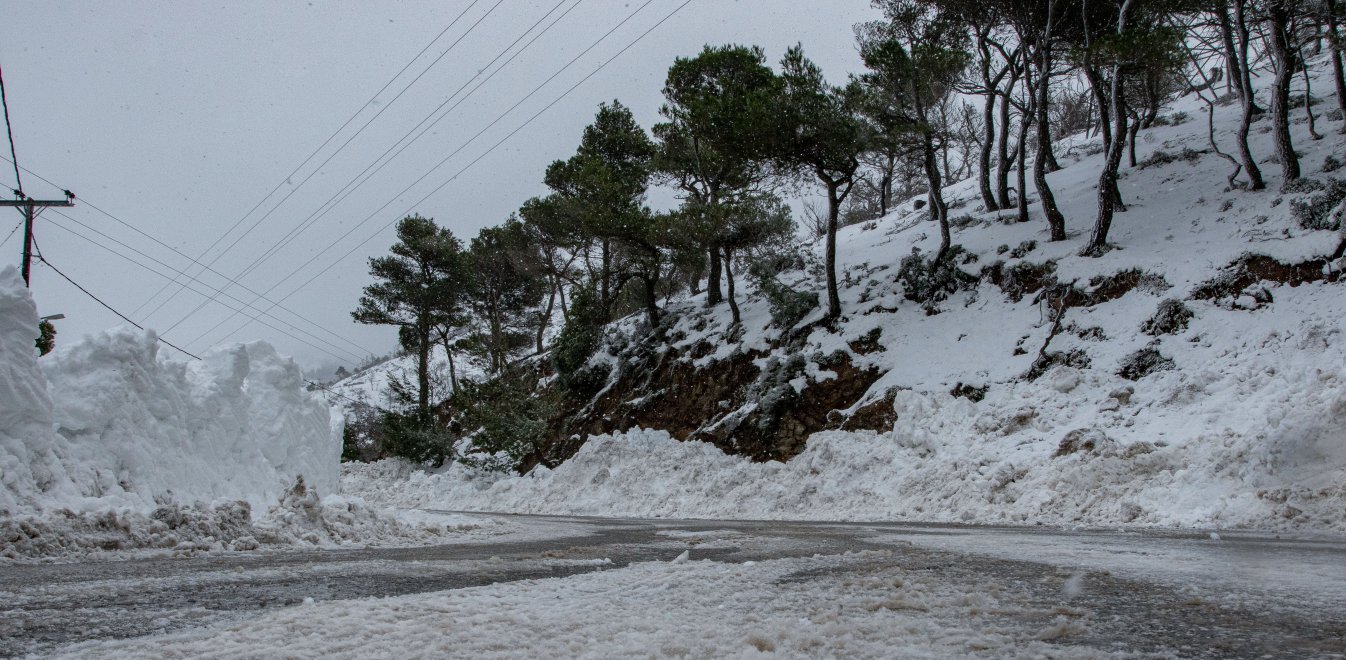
{"left": 346, "top": 282, "right": 1346, "bottom": 532}
{"left": 0, "top": 265, "right": 339, "bottom": 517}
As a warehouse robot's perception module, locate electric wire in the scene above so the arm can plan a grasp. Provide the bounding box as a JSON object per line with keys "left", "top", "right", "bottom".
{"left": 133, "top": 0, "right": 493, "bottom": 319}
{"left": 1, "top": 220, "right": 20, "bottom": 249}
{"left": 34, "top": 251, "right": 202, "bottom": 360}
{"left": 42, "top": 217, "right": 366, "bottom": 364}
{"left": 45, "top": 210, "right": 367, "bottom": 363}
{"left": 192, "top": 0, "right": 685, "bottom": 349}
{"left": 223, "top": 0, "right": 583, "bottom": 295}
{"left": 0, "top": 154, "right": 372, "bottom": 358}
{"left": 0, "top": 64, "right": 23, "bottom": 194}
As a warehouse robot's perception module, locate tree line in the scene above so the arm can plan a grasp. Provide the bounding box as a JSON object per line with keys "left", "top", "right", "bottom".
{"left": 345, "top": 0, "right": 1341, "bottom": 467}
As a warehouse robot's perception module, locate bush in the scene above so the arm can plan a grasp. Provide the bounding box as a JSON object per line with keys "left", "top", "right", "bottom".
{"left": 380, "top": 409, "right": 456, "bottom": 467}
{"left": 1008, "top": 240, "right": 1037, "bottom": 259}
{"left": 1138, "top": 147, "right": 1202, "bottom": 170}
{"left": 341, "top": 402, "right": 387, "bottom": 463}
{"left": 552, "top": 285, "right": 606, "bottom": 393}
{"left": 1142, "top": 299, "right": 1194, "bottom": 336}
{"left": 897, "top": 246, "right": 978, "bottom": 307}
{"left": 1289, "top": 178, "right": 1346, "bottom": 231}
{"left": 981, "top": 259, "right": 1057, "bottom": 302}
{"left": 1118, "top": 346, "right": 1175, "bottom": 380}
{"left": 452, "top": 369, "right": 557, "bottom": 471}
{"left": 748, "top": 255, "right": 817, "bottom": 329}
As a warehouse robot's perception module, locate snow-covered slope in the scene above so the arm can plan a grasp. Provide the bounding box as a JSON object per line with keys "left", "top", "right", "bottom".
{"left": 347, "top": 57, "right": 1346, "bottom": 533}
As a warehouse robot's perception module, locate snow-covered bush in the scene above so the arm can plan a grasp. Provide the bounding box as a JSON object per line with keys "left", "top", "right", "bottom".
{"left": 1289, "top": 177, "right": 1346, "bottom": 231}
{"left": 896, "top": 246, "right": 978, "bottom": 308}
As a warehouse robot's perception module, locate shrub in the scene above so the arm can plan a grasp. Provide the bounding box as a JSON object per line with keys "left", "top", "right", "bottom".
{"left": 1142, "top": 299, "right": 1194, "bottom": 336}
{"left": 380, "top": 409, "right": 456, "bottom": 467}
{"left": 552, "top": 285, "right": 606, "bottom": 393}
{"left": 1118, "top": 346, "right": 1175, "bottom": 380}
{"left": 452, "top": 369, "right": 557, "bottom": 471}
{"left": 748, "top": 255, "right": 817, "bottom": 329}
{"left": 1008, "top": 240, "right": 1037, "bottom": 259}
{"left": 897, "top": 246, "right": 978, "bottom": 307}
{"left": 982, "top": 259, "right": 1058, "bottom": 302}
{"left": 1289, "top": 178, "right": 1346, "bottom": 231}
{"left": 1138, "top": 147, "right": 1202, "bottom": 170}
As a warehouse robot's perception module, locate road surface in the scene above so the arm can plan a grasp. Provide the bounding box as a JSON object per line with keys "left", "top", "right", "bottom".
{"left": 2, "top": 514, "right": 1343, "bottom": 658}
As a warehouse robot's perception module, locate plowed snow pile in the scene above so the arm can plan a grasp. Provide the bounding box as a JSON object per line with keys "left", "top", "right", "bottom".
{"left": 0, "top": 267, "right": 481, "bottom": 558}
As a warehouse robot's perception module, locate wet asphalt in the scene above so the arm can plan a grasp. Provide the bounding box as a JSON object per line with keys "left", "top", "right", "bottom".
{"left": 1, "top": 514, "right": 1343, "bottom": 658}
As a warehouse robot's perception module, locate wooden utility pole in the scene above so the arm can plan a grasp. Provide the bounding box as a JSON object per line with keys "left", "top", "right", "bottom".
{"left": 2, "top": 192, "right": 74, "bottom": 286}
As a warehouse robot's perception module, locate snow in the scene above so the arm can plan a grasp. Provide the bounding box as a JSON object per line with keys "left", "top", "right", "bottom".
{"left": 345, "top": 56, "right": 1346, "bottom": 535}
{"left": 0, "top": 264, "right": 338, "bottom": 516}
{"left": 0, "top": 266, "right": 501, "bottom": 558}
{"left": 43, "top": 550, "right": 1124, "bottom": 659}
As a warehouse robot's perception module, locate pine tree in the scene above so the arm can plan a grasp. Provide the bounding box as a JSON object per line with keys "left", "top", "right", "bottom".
{"left": 776, "top": 44, "right": 869, "bottom": 320}
{"left": 352, "top": 215, "right": 470, "bottom": 418}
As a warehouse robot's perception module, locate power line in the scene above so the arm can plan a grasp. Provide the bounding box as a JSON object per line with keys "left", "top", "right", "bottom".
{"left": 0, "top": 154, "right": 371, "bottom": 358}
{"left": 220, "top": 0, "right": 583, "bottom": 297}
{"left": 45, "top": 210, "right": 367, "bottom": 363}
{"left": 40, "top": 237, "right": 384, "bottom": 412}
{"left": 134, "top": 0, "right": 497, "bottom": 320}
{"left": 0, "top": 220, "right": 20, "bottom": 249}
{"left": 0, "top": 64, "right": 23, "bottom": 193}
{"left": 193, "top": 0, "right": 686, "bottom": 349}
{"left": 42, "top": 216, "right": 367, "bottom": 364}
{"left": 36, "top": 254, "right": 202, "bottom": 360}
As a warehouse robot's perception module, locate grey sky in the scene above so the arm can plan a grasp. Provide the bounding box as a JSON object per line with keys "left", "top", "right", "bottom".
{"left": 0, "top": 0, "right": 879, "bottom": 370}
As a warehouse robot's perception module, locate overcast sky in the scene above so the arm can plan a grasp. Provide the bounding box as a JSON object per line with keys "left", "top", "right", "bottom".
{"left": 0, "top": 0, "right": 880, "bottom": 372}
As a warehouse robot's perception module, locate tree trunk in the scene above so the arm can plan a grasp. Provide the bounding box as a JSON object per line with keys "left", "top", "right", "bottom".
{"left": 1329, "top": 0, "right": 1346, "bottom": 132}
{"left": 536, "top": 276, "right": 557, "bottom": 354}
{"left": 922, "top": 134, "right": 951, "bottom": 263}
{"left": 599, "top": 238, "right": 612, "bottom": 317}
{"left": 1085, "top": 62, "right": 1129, "bottom": 257}
{"left": 557, "top": 278, "right": 570, "bottom": 323}
{"left": 1034, "top": 44, "right": 1067, "bottom": 241}
{"left": 1234, "top": 0, "right": 1264, "bottom": 114}
{"left": 1218, "top": 1, "right": 1243, "bottom": 99}
{"left": 723, "top": 247, "right": 741, "bottom": 326}
{"left": 416, "top": 324, "right": 431, "bottom": 418}
{"left": 825, "top": 181, "right": 842, "bottom": 319}
{"left": 880, "top": 154, "right": 895, "bottom": 216}
{"left": 979, "top": 84, "right": 999, "bottom": 211}
{"left": 642, "top": 272, "right": 660, "bottom": 329}
{"left": 1267, "top": 2, "right": 1301, "bottom": 184}
{"left": 1083, "top": 66, "right": 1113, "bottom": 153}
{"left": 1016, "top": 110, "right": 1031, "bottom": 223}
{"left": 706, "top": 246, "right": 723, "bottom": 306}
{"left": 996, "top": 67, "right": 1018, "bottom": 210}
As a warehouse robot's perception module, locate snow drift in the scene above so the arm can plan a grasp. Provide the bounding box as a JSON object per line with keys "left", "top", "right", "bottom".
{"left": 0, "top": 265, "right": 339, "bottom": 515}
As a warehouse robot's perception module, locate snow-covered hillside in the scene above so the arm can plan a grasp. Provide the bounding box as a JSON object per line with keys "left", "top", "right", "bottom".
{"left": 346, "top": 56, "right": 1346, "bottom": 533}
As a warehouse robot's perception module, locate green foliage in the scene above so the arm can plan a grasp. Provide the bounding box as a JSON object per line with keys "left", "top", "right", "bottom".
{"left": 380, "top": 410, "right": 455, "bottom": 467}
{"left": 748, "top": 255, "right": 817, "bottom": 330}
{"left": 896, "top": 245, "right": 978, "bottom": 307}
{"left": 466, "top": 217, "right": 548, "bottom": 373}
{"left": 341, "top": 402, "right": 386, "bottom": 463}
{"left": 552, "top": 284, "right": 610, "bottom": 395}
{"left": 1290, "top": 178, "right": 1346, "bottom": 231}
{"left": 452, "top": 370, "right": 557, "bottom": 471}
{"left": 653, "top": 45, "right": 783, "bottom": 255}
{"left": 352, "top": 215, "right": 470, "bottom": 415}
{"left": 35, "top": 320, "right": 55, "bottom": 356}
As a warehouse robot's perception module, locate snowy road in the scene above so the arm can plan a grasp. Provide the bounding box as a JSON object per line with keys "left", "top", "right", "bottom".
{"left": 2, "top": 514, "right": 1344, "bottom": 658}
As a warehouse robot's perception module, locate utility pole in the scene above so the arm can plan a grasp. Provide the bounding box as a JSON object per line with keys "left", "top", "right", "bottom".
{"left": 1, "top": 191, "right": 75, "bottom": 286}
